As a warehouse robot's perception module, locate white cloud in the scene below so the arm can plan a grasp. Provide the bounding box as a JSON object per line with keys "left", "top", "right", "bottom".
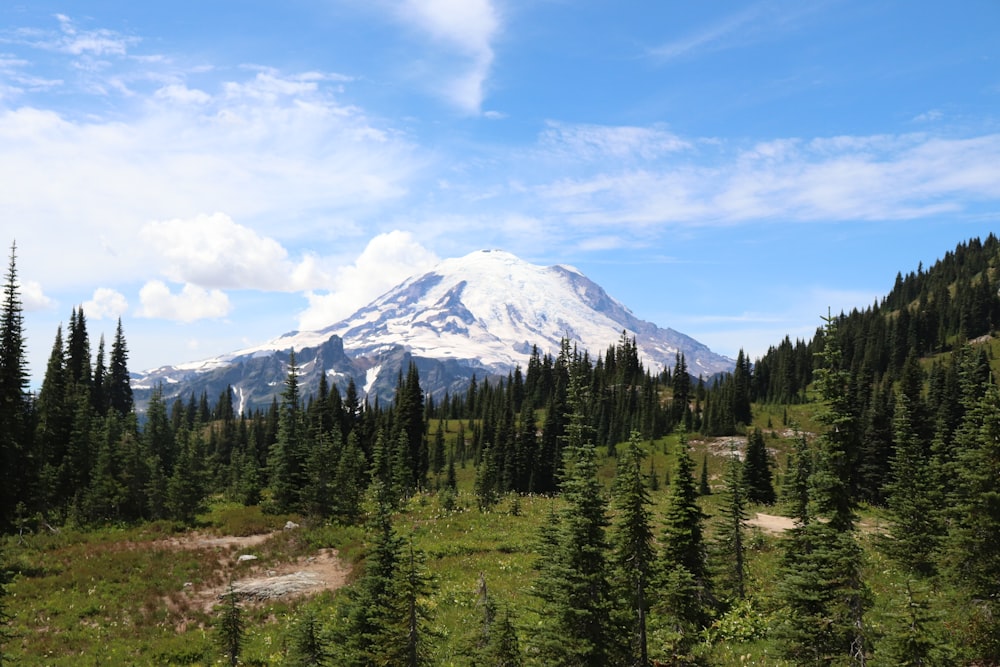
{"left": 297, "top": 231, "right": 439, "bottom": 330}
{"left": 154, "top": 83, "right": 211, "bottom": 105}
{"left": 140, "top": 213, "right": 330, "bottom": 291}
{"left": 52, "top": 14, "right": 138, "bottom": 57}
{"left": 137, "top": 280, "right": 231, "bottom": 322}
{"left": 395, "top": 0, "right": 500, "bottom": 113}
{"left": 0, "top": 66, "right": 418, "bottom": 291}
{"left": 83, "top": 287, "right": 128, "bottom": 320}
{"left": 531, "top": 130, "right": 1000, "bottom": 228}
{"left": 539, "top": 122, "right": 690, "bottom": 161}
{"left": 18, "top": 280, "right": 55, "bottom": 311}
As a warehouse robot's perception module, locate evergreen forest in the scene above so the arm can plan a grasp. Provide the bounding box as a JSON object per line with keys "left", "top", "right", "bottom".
{"left": 2, "top": 234, "right": 1000, "bottom": 665}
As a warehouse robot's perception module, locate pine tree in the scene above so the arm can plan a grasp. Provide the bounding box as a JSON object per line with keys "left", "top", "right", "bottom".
{"left": 610, "top": 431, "right": 655, "bottom": 666}
{"left": 106, "top": 318, "right": 133, "bottom": 417}
{"left": 335, "top": 488, "right": 432, "bottom": 666}
{"left": 217, "top": 583, "right": 244, "bottom": 667}
{"left": 331, "top": 431, "right": 366, "bottom": 523}
{"left": 777, "top": 313, "right": 869, "bottom": 665}
{"left": 698, "top": 452, "right": 711, "bottom": 496}
{"left": 743, "top": 426, "right": 775, "bottom": 505}
{"left": 878, "top": 581, "right": 954, "bottom": 667}
{"left": 287, "top": 606, "right": 331, "bottom": 666}
{"left": 0, "top": 242, "right": 30, "bottom": 530}
{"left": 269, "top": 351, "right": 304, "bottom": 513}
{"left": 882, "top": 393, "right": 941, "bottom": 577}
{"left": 532, "top": 373, "right": 617, "bottom": 666}
{"left": 302, "top": 428, "right": 340, "bottom": 518}
{"left": 653, "top": 429, "right": 711, "bottom": 658}
{"left": 942, "top": 380, "right": 1000, "bottom": 661}
{"left": 714, "top": 444, "right": 748, "bottom": 601}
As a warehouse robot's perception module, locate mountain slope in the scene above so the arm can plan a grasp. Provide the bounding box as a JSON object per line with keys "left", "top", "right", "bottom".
{"left": 132, "top": 250, "right": 733, "bottom": 412}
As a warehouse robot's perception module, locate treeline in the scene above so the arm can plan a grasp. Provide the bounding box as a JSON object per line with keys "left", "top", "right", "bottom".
{"left": 0, "top": 241, "right": 702, "bottom": 531}
{"left": 703, "top": 233, "right": 1000, "bottom": 433}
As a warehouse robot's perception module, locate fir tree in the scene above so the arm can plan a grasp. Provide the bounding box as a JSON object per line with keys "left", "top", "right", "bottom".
{"left": 106, "top": 318, "right": 133, "bottom": 417}
{"left": 777, "top": 313, "right": 869, "bottom": 665}
{"left": 335, "top": 488, "right": 432, "bottom": 666}
{"left": 942, "top": 380, "right": 1000, "bottom": 661}
{"left": 878, "top": 581, "right": 954, "bottom": 667}
{"left": 302, "top": 428, "right": 340, "bottom": 518}
{"left": 653, "top": 429, "right": 711, "bottom": 658}
{"left": 217, "top": 584, "right": 244, "bottom": 667}
{"left": 269, "top": 351, "right": 304, "bottom": 513}
{"left": 714, "top": 444, "right": 748, "bottom": 601}
{"left": 287, "top": 606, "right": 331, "bottom": 666}
{"left": 532, "top": 373, "right": 617, "bottom": 666}
{"left": 0, "top": 242, "right": 30, "bottom": 530}
{"left": 331, "top": 431, "right": 366, "bottom": 523}
{"left": 743, "top": 426, "right": 776, "bottom": 505}
{"left": 882, "top": 393, "right": 941, "bottom": 577}
{"left": 471, "top": 575, "right": 523, "bottom": 667}
{"left": 782, "top": 429, "right": 812, "bottom": 525}
{"left": 610, "top": 431, "right": 655, "bottom": 667}
{"left": 698, "top": 452, "right": 711, "bottom": 496}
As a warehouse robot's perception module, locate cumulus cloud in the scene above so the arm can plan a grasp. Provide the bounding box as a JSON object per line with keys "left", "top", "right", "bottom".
{"left": 18, "top": 280, "right": 56, "bottom": 311}
{"left": 0, "top": 65, "right": 417, "bottom": 291}
{"left": 83, "top": 287, "right": 128, "bottom": 320}
{"left": 395, "top": 0, "right": 500, "bottom": 113}
{"left": 137, "top": 280, "right": 231, "bottom": 322}
{"left": 140, "top": 213, "right": 330, "bottom": 291}
{"left": 297, "top": 231, "right": 439, "bottom": 330}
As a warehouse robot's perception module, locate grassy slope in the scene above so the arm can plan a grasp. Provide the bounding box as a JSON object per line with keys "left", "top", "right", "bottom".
{"left": 0, "top": 404, "right": 967, "bottom": 665}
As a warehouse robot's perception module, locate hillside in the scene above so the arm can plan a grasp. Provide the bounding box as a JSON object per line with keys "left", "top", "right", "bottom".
{"left": 3, "top": 235, "right": 1000, "bottom": 665}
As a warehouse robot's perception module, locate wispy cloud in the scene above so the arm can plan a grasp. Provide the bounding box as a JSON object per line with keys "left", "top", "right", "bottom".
{"left": 649, "top": 1, "right": 828, "bottom": 63}
{"left": 393, "top": 0, "right": 501, "bottom": 113}
{"left": 649, "top": 5, "right": 763, "bottom": 62}
{"left": 527, "top": 129, "right": 1000, "bottom": 230}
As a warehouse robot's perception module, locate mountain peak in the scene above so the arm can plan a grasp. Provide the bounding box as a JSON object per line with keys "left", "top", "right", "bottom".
{"left": 326, "top": 249, "right": 731, "bottom": 376}
{"left": 133, "top": 249, "right": 733, "bottom": 412}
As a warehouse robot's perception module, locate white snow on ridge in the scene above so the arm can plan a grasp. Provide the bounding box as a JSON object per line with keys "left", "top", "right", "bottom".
{"left": 135, "top": 249, "right": 734, "bottom": 384}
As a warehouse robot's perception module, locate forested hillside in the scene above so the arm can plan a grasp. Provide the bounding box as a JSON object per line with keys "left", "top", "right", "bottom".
{"left": 2, "top": 236, "right": 1000, "bottom": 665}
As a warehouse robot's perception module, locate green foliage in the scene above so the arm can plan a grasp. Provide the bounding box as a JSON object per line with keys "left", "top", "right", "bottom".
{"left": 877, "top": 581, "right": 955, "bottom": 667}
{"left": 531, "top": 373, "right": 617, "bottom": 666}
{"left": 881, "top": 393, "right": 941, "bottom": 577}
{"left": 742, "top": 427, "right": 775, "bottom": 505}
{"left": 777, "top": 314, "right": 870, "bottom": 665}
{"left": 610, "top": 432, "right": 655, "bottom": 666}
{"left": 217, "top": 583, "right": 244, "bottom": 666}
{"left": 286, "top": 605, "right": 332, "bottom": 666}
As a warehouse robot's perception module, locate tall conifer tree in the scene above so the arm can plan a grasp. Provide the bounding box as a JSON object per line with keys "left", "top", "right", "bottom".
{"left": 611, "top": 431, "right": 655, "bottom": 666}
{"left": 532, "top": 372, "right": 617, "bottom": 666}
{"left": 0, "top": 242, "right": 29, "bottom": 529}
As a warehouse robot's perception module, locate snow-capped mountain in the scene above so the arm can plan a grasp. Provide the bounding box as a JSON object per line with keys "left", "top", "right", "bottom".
{"left": 132, "top": 250, "right": 734, "bottom": 413}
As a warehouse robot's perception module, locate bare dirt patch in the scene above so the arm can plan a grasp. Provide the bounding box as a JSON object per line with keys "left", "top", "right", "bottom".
{"left": 153, "top": 530, "right": 351, "bottom": 613}
{"left": 747, "top": 512, "right": 796, "bottom": 534}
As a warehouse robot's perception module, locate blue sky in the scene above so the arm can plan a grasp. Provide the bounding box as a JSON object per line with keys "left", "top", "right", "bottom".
{"left": 2, "top": 1, "right": 999, "bottom": 384}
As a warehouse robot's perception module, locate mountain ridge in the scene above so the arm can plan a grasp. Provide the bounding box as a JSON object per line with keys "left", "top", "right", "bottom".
{"left": 132, "top": 249, "right": 734, "bottom": 412}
